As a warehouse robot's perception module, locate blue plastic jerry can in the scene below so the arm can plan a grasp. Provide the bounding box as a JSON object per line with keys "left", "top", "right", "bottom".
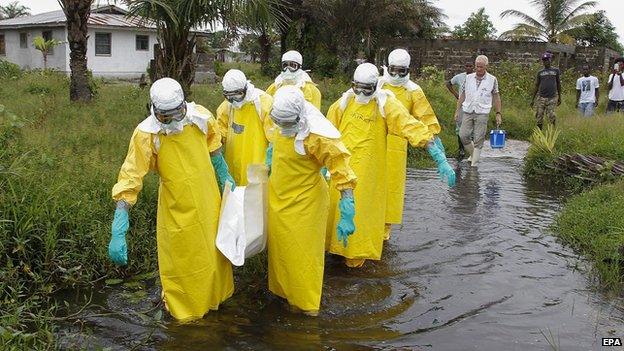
{"left": 489, "top": 129, "right": 506, "bottom": 149}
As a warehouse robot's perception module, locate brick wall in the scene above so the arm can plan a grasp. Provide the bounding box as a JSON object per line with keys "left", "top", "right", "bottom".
{"left": 382, "top": 39, "right": 621, "bottom": 78}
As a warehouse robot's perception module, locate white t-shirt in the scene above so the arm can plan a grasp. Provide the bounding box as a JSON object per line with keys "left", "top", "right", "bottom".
{"left": 576, "top": 76, "right": 599, "bottom": 103}
{"left": 608, "top": 73, "right": 624, "bottom": 101}
{"left": 450, "top": 72, "right": 467, "bottom": 94}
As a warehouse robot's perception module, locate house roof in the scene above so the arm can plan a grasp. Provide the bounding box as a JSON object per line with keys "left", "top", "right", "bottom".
{"left": 0, "top": 5, "right": 156, "bottom": 30}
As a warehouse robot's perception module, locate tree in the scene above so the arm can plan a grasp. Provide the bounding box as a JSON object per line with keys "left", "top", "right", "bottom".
{"left": 58, "top": 0, "right": 93, "bottom": 102}
{"left": 451, "top": 8, "right": 496, "bottom": 40}
{"left": 239, "top": 33, "right": 262, "bottom": 61}
{"left": 0, "top": 1, "right": 30, "bottom": 19}
{"left": 207, "top": 30, "right": 236, "bottom": 49}
{"left": 570, "top": 11, "right": 624, "bottom": 53}
{"left": 33, "top": 36, "right": 61, "bottom": 69}
{"left": 126, "top": 0, "right": 286, "bottom": 96}
{"left": 500, "top": 0, "right": 596, "bottom": 43}
{"left": 304, "top": 0, "right": 446, "bottom": 73}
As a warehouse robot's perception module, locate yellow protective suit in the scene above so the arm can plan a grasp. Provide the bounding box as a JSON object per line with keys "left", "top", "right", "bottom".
{"left": 216, "top": 93, "right": 274, "bottom": 185}
{"left": 266, "top": 81, "right": 322, "bottom": 110}
{"left": 382, "top": 84, "right": 441, "bottom": 229}
{"left": 325, "top": 95, "right": 432, "bottom": 265}
{"left": 268, "top": 131, "right": 356, "bottom": 312}
{"left": 112, "top": 106, "right": 234, "bottom": 321}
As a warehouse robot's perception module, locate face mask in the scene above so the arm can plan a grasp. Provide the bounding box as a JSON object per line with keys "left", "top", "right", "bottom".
{"left": 281, "top": 70, "right": 300, "bottom": 83}
{"left": 388, "top": 74, "right": 409, "bottom": 86}
{"left": 354, "top": 93, "right": 374, "bottom": 104}
{"left": 159, "top": 118, "right": 186, "bottom": 135}
{"left": 279, "top": 123, "right": 299, "bottom": 136}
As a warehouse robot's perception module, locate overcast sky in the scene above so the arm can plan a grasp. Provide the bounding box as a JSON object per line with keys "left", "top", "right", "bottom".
{"left": 2, "top": 0, "right": 623, "bottom": 44}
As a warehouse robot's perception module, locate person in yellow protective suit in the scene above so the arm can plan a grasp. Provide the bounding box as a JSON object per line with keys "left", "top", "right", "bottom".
{"left": 380, "top": 48, "right": 446, "bottom": 241}
{"left": 265, "top": 50, "right": 322, "bottom": 109}
{"left": 265, "top": 86, "right": 357, "bottom": 315}
{"left": 108, "top": 78, "right": 235, "bottom": 321}
{"left": 216, "top": 69, "right": 274, "bottom": 185}
{"left": 326, "top": 63, "right": 456, "bottom": 268}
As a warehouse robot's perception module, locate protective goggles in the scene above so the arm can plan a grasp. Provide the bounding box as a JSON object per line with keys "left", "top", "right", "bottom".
{"left": 223, "top": 86, "right": 247, "bottom": 103}
{"left": 153, "top": 101, "right": 186, "bottom": 125}
{"left": 388, "top": 65, "right": 409, "bottom": 78}
{"left": 352, "top": 82, "right": 376, "bottom": 96}
{"left": 270, "top": 112, "right": 300, "bottom": 128}
{"left": 281, "top": 61, "right": 301, "bottom": 72}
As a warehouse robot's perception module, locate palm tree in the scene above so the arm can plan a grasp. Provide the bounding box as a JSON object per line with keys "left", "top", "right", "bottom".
{"left": 500, "top": 0, "right": 596, "bottom": 43}
{"left": 126, "top": 0, "right": 287, "bottom": 96}
{"left": 33, "top": 36, "right": 61, "bottom": 69}
{"left": 58, "top": 0, "right": 93, "bottom": 102}
{"left": 0, "top": 1, "right": 31, "bottom": 19}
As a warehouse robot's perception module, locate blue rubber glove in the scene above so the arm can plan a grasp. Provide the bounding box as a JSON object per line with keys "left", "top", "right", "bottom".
{"left": 320, "top": 167, "right": 329, "bottom": 180}
{"left": 109, "top": 207, "right": 129, "bottom": 266}
{"left": 265, "top": 143, "right": 273, "bottom": 175}
{"left": 211, "top": 152, "right": 236, "bottom": 193}
{"left": 337, "top": 191, "right": 355, "bottom": 247}
{"left": 434, "top": 136, "right": 446, "bottom": 155}
{"left": 427, "top": 142, "right": 456, "bottom": 187}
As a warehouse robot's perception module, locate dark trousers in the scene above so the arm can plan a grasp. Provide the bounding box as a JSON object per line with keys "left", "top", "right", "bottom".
{"left": 607, "top": 100, "right": 624, "bottom": 113}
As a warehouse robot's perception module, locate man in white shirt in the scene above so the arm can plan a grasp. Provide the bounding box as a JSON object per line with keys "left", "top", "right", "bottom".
{"left": 607, "top": 59, "right": 624, "bottom": 114}
{"left": 446, "top": 62, "right": 474, "bottom": 159}
{"left": 455, "top": 55, "right": 502, "bottom": 167}
{"left": 575, "top": 64, "right": 600, "bottom": 117}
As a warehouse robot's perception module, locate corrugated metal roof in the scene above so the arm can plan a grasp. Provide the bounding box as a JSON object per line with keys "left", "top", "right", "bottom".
{"left": 0, "top": 5, "right": 156, "bottom": 30}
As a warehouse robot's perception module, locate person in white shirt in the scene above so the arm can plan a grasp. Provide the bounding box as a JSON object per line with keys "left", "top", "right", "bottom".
{"left": 446, "top": 62, "right": 474, "bottom": 159}
{"left": 575, "top": 64, "right": 600, "bottom": 117}
{"left": 454, "top": 55, "right": 502, "bottom": 167}
{"left": 607, "top": 59, "right": 624, "bottom": 114}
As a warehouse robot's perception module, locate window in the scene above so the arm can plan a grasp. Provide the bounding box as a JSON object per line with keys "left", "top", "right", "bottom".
{"left": 136, "top": 35, "right": 148, "bottom": 51}
{"left": 42, "top": 30, "right": 54, "bottom": 54}
{"left": 20, "top": 32, "right": 27, "bottom": 48}
{"left": 0, "top": 34, "right": 5, "bottom": 55}
{"left": 20, "top": 33, "right": 28, "bottom": 49}
{"left": 95, "top": 33, "right": 111, "bottom": 55}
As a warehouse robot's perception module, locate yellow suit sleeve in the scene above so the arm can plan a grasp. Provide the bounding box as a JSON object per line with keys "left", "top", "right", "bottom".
{"left": 195, "top": 104, "right": 223, "bottom": 153}
{"left": 112, "top": 128, "right": 156, "bottom": 206}
{"left": 386, "top": 97, "right": 433, "bottom": 148}
{"left": 215, "top": 100, "right": 230, "bottom": 142}
{"left": 265, "top": 83, "right": 277, "bottom": 96}
{"left": 411, "top": 88, "right": 441, "bottom": 135}
{"left": 259, "top": 93, "right": 276, "bottom": 142}
{"left": 304, "top": 134, "right": 357, "bottom": 191}
{"left": 326, "top": 100, "right": 344, "bottom": 128}
{"left": 304, "top": 83, "right": 322, "bottom": 109}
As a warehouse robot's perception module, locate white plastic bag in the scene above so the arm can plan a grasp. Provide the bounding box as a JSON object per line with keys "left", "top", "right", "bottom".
{"left": 216, "top": 164, "right": 268, "bottom": 266}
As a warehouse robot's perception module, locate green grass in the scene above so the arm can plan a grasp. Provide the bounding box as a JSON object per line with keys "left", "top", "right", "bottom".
{"left": 555, "top": 179, "right": 624, "bottom": 290}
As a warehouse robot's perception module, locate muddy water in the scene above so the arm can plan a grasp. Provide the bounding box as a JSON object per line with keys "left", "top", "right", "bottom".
{"left": 58, "top": 141, "right": 624, "bottom": 350}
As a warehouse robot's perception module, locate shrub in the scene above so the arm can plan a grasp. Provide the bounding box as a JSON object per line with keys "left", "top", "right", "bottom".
{"left": 0, "top": 60, "right": 21, "bottom": 79}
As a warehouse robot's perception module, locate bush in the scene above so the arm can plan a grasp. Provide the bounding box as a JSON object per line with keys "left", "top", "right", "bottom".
{"left": 0, "top": 60, "right": 21, "bottom": 79}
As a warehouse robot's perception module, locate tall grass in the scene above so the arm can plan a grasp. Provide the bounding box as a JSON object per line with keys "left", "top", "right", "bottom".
{"left": 555, "top": 179, "right": 624, "bottom": 290}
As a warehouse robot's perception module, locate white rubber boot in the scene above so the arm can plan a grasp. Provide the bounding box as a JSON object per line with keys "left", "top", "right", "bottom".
{"left": 471, "top": 147, "right": 481, "bottom": 167}
{"left": 465, "top": 142, "right": 474, "bottom": 162}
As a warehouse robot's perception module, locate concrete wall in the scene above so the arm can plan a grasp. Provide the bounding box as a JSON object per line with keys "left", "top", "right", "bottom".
{"left": 0, "top": 27, "right": 67, "bottom": 70}
{"left": 382, "top": 39, "right": 621, "bottom": 78}
{"left": 87, "top": 27, "right": 158, "bottom": 79}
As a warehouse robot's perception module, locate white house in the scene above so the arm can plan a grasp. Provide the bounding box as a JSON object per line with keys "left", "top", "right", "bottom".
{"left": 0, "top": 5, "right": 158, "bottom": 79}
